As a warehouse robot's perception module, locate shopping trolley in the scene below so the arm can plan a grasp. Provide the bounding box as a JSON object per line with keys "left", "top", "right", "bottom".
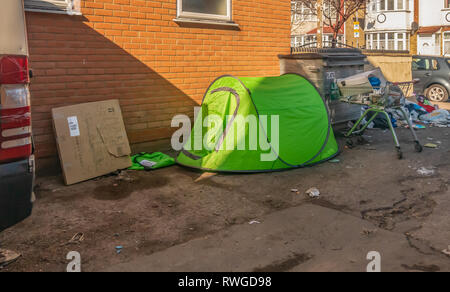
{"left": 337, "top": 69, "right": 423, "bottom": 159}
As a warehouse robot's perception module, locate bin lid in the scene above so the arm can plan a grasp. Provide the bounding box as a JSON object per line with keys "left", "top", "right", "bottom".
{"left": 279, "top": 48, "right": 367, "bottom": 67}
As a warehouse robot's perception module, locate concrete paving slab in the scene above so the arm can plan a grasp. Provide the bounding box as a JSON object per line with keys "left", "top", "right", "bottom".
{"left": 107, "top": 204, "right": 450, "bottom": 272}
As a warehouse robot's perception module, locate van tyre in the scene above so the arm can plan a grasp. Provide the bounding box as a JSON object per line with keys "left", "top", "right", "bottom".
{"left": 426, "top": 84, "right": 449, "bottom": 102}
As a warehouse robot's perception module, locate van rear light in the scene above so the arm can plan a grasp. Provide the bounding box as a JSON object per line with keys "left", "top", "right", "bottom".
{"left": 0, "top": 84, "right": 30, "bottom": 109}
{"left": 0, "top": 56, "right": 29, "bottom": 84}
{"left": 1, "top": 137, "right": 32, "bottom": 149}
{"left": 0, "top": 145, "right": 32, "bottom": 162}
{"left": 2, "top": 126, "right": 31, "bottom": 137}
{"left": 0, "top": 83, "right": 32, "bottom": 162}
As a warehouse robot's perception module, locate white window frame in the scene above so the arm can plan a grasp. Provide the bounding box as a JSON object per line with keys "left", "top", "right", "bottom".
{"left": 299, "top": 3, "right": 317, "bottom": 22}
{"left": 396, "top": 32, "right": 406, "bottom": 51}
{"left": 24, "top": 0, "right": 81, "bottom": 16}
{"left": 177, "top": 0, "right": 232, "bottom": 22}
{"left": 367, "top": 31, "right": 409, "bottom": 51}
{"left": 443, "top": 32, "right": 450, "bottom": 55}
{"left": 377, "top": 0, "right": 409, "bottom": 12}
{"left": 371, "top": 0, "right": 377, "bottom": 12}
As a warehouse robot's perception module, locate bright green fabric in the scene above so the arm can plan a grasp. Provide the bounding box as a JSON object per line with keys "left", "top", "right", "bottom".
{"left": 130, "top": 152, "right": 175, "bottom": 170}
{"left": 177, "top": 74, "right": 339, "bottom": 172}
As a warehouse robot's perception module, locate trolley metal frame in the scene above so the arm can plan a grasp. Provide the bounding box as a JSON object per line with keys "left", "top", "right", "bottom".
{"left": 341, "top": 80, "right": 423, "bottom": 159}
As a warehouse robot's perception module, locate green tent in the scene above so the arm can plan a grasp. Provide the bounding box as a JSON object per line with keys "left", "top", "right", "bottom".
{"left": 176, "top": 74, "right": 339, "bottom": 172}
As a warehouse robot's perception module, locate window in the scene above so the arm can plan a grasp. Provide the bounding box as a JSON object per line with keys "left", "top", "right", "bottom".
{"left": 396, "top": 32, "right": 409, "bottom": 51}
{"left": 373, "top": 33, "right": 379, "bottom": 49}
{"left": 387, "top": 0, "right": 395, "bottom": 10}
{"left": 177, "top": 0, "right": 232, "bottom": 22}
{"left": 366, "top": 32, "right": 409, "bottom": 51}
{"left": 305, "top": 35, "right": 316, "bottom": 47}
{"left": 387, "top": 32, "right": 395, "bottom": 50}
{"left": 323, "top": 0, "right": 337, "bottom": 20}
{"left": 370, "top": 0, "right": 377, "bottom": 12}
{"left": 377, "top": 0, "right": 408, "bottom": 11}
{"left": 444, "top": 32, "right": 450, "bottom": 55}
{"left": 292, "top": 2, "right": 317, "bottom": 22}
{"left": 380, "top": 33, "right": 386, "bottom": 49}
{"left": 291, "top": 36, "right": 304, "bottom": 47}
{"left": 412, "top": 58, "right": 439, "bottom": 71}
{"left": 435, "top": 33, "right": 441, "bottom": 54}
{"left": 432, "top": 59, "right": 439, "bottom": 70}
{"left": 412, "top": 58, "right": 429, "bottom": 71}
{"left": 24, "top": 0, "right": 81, "bottom": 15}
{"left": 290, "top": 34, "right": 344, "bottom": 48}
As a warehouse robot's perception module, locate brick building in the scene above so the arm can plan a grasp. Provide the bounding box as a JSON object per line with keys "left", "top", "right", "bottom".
{"left": 290, "top": 0, "right": 344, "bottom": 48}
{"left": 344, "top": 8, "right": 365, "bottom": 49}
{"left": 23, "top": 0, "right": 291, "bottom": 164}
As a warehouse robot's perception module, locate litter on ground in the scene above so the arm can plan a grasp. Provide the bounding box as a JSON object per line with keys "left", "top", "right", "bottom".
{"left": 362, "top": 229, "right": 378, "bottom": 237}
{"left": 129, "top": 152, "right": 175, "bottom": 171}
{"left": 0, "top": 249, "right": 21, "bottom": 268}
{"left": 417, "top": 167, "right": 435, "bottom": 176}
{"left": 443, "top": 246, "right": 450, "bottom": 256}
{"left": 63, "top": 233, "right": 85, "bottom": 246}
{"left": 424, "top": 143, "right": 438, "bottom": 149}
{"left": 306, "top": 187, "right": 321, "bottom": 198}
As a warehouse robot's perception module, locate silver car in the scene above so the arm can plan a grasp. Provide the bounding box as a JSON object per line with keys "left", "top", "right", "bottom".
{"left": 412, "top": 55, "right": 450, "bottom": 102}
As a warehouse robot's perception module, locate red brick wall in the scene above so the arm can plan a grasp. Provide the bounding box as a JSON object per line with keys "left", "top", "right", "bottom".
{"left": 26, "top": 0, "right": 291, "bottom": 159}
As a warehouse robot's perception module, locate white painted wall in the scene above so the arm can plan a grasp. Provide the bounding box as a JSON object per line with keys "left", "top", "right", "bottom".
{"left": 419, "top": 0, "right": 446, "bottom": 27}
{"left": 418, "top": 35, "right": 435, "bottom": 55}
{"left": 365, "top": 0, "right": 413, "bottom": 32}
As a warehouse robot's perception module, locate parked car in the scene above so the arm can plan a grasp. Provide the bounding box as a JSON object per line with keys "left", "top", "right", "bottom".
{"left": 0, "top": 0, "right": 34, "bottom": 232}
{"left": 412, "top": 55, "right": 450, "bottom": 102}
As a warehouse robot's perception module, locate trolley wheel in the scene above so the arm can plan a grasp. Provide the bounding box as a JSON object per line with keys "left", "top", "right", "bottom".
{"left": 397, "top": 148, "right": 403, "bottom": 160}
{"left": 415, "top": 141, "right": 423, "bottom": 153}
{"left": 346, "top": 138, "right": 354, "bottom": 149}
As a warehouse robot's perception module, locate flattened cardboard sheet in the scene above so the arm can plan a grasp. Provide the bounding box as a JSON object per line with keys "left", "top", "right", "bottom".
{"left": 52, "top": 100, "right": 131, "bottom": 185}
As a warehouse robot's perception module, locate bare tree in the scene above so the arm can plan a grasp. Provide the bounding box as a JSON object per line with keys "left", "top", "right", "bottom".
{"left": 296, "top": 0, "right": 369, "bottom": 47}
{"left": 291, "top": 0, "right": 307, "bottom": 35}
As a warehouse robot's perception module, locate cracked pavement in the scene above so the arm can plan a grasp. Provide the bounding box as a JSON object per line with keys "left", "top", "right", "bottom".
{"left": 1, "top": 126, "right": 449, "bottom": 272}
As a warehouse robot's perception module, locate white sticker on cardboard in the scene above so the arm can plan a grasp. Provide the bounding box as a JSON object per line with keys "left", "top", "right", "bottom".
{"left": 68, "top": 116, "right": 80, "bottom": 137}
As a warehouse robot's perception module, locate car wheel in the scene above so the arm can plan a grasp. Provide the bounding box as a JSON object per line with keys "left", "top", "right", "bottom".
{"left": 426, "top": 84, "right": 449, "bottom": 102}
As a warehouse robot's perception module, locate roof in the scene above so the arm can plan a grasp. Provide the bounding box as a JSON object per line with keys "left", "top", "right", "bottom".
{"left": 307, "top": 27, "right": 344, "bottom": 35}
{"left": 418, "top": 26, "right": 442, "bottom": 34}
{"left": 418, "top": 25, "right": 450, "bottom": 34}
